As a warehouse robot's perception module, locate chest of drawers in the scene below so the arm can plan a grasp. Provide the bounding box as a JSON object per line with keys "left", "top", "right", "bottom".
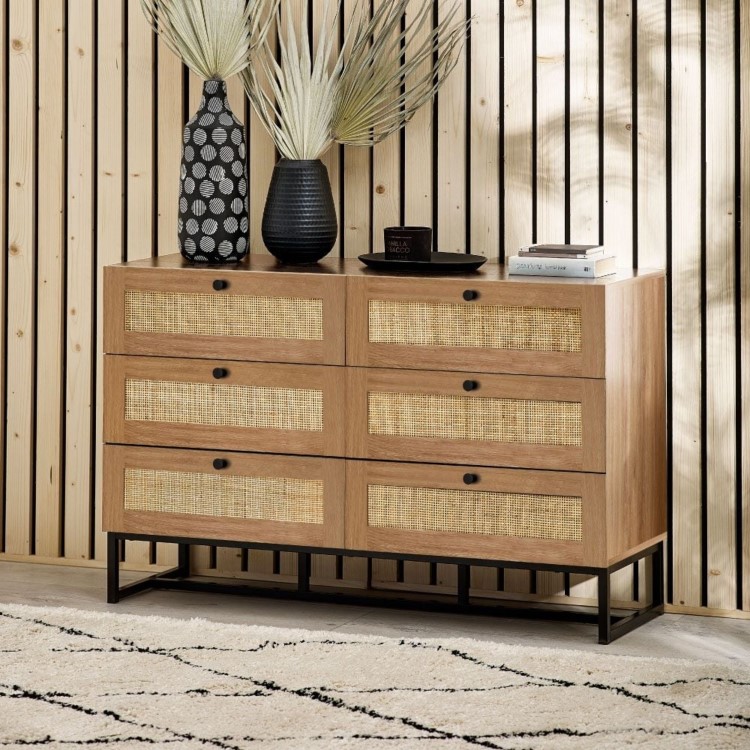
{"left": 103, "top": 254, "right": 666, "bottom": 642}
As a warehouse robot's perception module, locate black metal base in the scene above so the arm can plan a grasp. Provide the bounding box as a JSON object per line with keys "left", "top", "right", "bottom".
{"left": 107, "top": 533, "right": 664, "bottom": 644}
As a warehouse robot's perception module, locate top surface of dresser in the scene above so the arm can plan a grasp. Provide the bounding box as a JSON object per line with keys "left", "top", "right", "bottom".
{"left": 105, "top": 255, "right": 663, "bottom": 377}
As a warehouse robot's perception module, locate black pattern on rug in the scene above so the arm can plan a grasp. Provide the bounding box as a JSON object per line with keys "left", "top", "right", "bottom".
{"left": 1, "top": 607, "right": 749, "bottom": 749}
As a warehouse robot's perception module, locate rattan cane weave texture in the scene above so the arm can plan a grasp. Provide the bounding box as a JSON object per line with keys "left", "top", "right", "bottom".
{"left": 368, "top": 392, "right": 582, "bottom": 446}
{"left": 125, "top": 379, "right": 324, "bottom": 431}
{"left": 125, "top": 468, "right": 323, "bottom": 523}
{"left": 125, "top": 289, "right": 324, "bottom": 340}
{"left": 369, "top": 300, "right": 582, "bottom": 352}
{"left": 368, "top": 484, "right": 582, "bottom": 541}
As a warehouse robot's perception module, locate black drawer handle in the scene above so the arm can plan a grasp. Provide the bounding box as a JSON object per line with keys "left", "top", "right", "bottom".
{"left": 213, "top": 279, "right": 228, "bottom": 291}
{"left": 462, "top": 289, "right": 479, "bottom": 301}
{"left": 213, "top": 458, "right": 229, "bottom": 470}
{"left": 463, "top": 473, "right": 479, "bottom": 485}
{"left": 463, "top": 380, "right": 479, "bottom": 392}
{"left": 213, "top": 368, "right": 229, "bottom": 380}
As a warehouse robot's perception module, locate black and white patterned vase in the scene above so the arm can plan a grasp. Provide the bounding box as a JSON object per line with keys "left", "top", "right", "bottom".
{"left": 178, "top": 79, "right": 249, "bottom": 263}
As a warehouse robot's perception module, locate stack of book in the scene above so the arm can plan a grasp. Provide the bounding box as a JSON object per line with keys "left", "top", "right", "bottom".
{"left": 507, "top": 244, "right": 617, "bottom": 278}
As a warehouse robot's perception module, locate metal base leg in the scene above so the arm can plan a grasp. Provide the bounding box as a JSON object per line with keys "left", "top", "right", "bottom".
{"left": 105, "top": 533, "right": 665, "bottom": 644}
{"left": 107, "top": 533, "right": 121, "bottom": 604}
{"left": 597, "top": 541, "right": 665, "bottom": 644}
{"left": 457, "top": 564, "right": 471, "bottom": 606}
{"left": 298, "top": 552, "right": 311, "bottom": 593}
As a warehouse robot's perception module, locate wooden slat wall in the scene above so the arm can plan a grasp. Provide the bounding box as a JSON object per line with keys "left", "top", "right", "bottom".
{"left": 0, "top": 0, "right": 748, "bottom": 616}
{"left": 670, "top": 0, "right": 703, "bottom": 608}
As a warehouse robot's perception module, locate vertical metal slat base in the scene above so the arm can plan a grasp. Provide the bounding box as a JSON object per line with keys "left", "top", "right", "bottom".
{"left": 106, "top": 533, "right": 664, "bottom": 644}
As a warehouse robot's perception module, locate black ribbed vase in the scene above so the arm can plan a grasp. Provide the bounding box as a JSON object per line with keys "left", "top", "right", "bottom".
{"left": 262, "top": 159, "right": 337, "bottom": 264}
{"left": 178, "top": 79, "right": 248, "bottom": 263}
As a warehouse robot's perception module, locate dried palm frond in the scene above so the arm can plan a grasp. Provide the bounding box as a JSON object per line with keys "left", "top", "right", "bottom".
{"left": 242, "top": 0, "right": 469, "bottom": 160}
{"left": 141, "top": 0, "right": 278, "bottom": 81}
{"left": 243, "top": 2, "right": 343, "bottom": 159}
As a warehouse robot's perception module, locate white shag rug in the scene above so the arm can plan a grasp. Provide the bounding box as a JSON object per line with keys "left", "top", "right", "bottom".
{"left": 0, "top": 604, "right": 748, "bottom": 749}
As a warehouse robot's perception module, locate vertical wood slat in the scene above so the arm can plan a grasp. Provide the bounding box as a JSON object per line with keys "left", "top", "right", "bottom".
{"left": 124, "top": 0, "right": 154, "bottom": 567}
{"left": 248, "top": 19, "right": 276, "bottom": 257}
{"left": 155, "top": 20, "right": 185, "bottom": 566}
{"left": 156, "top": 43, "right": 182, "bottom": 258}
{"left": 635, "top": 0, "right": 668, "bottom": 604}
{"left": 503, "top": 0, "right": 533, "bottom": 262}
{"left": 371, "top": 0, "right": 401, "bottom": 254}
{"left": 742, "top": 0, "right": 750, "bottom": 613}
{"left": 469, "top": 0, "right": 500, "bottom": 260}
{"left": 500, "top": 0, "right": 533, "bottom": 595}
{"left": 94, "top": 0, "right": 125, "bottom": 562}
{"left": 34, "top": 0, "right": 65, "bottom": 558}
{"left": 0, "top": 0, "right": 6, "bottom": 550}
{"left": 462, "top": 0, "right": 492, "bottom": 604}
{"left": 404, "top": 0, "right": 433, "bottom": 228}
{"left": 437, "top": 0, "right": 466, "bottom": 253}
{"left": 5, "top": 0, "right": 36, "bottom": 555}
{"left": 64, "top": 0, "right": 95, "bottom": 561}
{"left": 568, "top": 0, "right": 599, "bottom": 245}
{"left": 534, "top": 0, "right": 567, "bottom": 598}
{"left": 705, "top": 0, "right": 737, "bottom": 610}
{"left": 343, "top": 0, "right": 371, "bottom": 258}
{"left": 465, "top": 0, "right": 501, "bottom": 595}
{"left": 395, "top": 0, "right": 433, "bottom": 596}
{"left": 670, "top": 0, "right": 703, "bottom": 608}
{"left": 336, "top": 0, "right": 370, "bottom": 585}
{"left": 535, "top": 0, "right": 566, "bottom": 245}
{"left": 126, "top": 0, "right": 154, "bottom": 264}
{"left": 636, "top": 2, "right": 667, "bottom": 268}
{"left": 603, "top": 0, "right": 636, "bottom": 604}
{"left": 355, "top": 0, "right": 398, "bottom": 599}
{"left": 603, "top": 0, "right": 634, "bottom": 265}
{"left": 567, "top": 0, "right": 600, "bottom": 600}
{"left": 153, "top": 33, "right": 183, "bottom": 568}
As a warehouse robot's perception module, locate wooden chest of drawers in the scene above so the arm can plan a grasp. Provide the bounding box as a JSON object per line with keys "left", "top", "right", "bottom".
{"left": 103, "top": 254, "right": 666, "bottom": 642}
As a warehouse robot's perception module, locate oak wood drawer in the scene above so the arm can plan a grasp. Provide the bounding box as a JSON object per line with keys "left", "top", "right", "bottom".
{"left": 104, "top": 445, "right": 345, "bottom": 547}
{"left": 104, "top": 355, "right": 346, "bottom": 456}
{"left": 347, "top": 276, "right": 605, "bottom": 377}
{"left": 105, "top": 266, "right": 345, "bottom": 364}
{"left": 346, "top": 460, "right": 607, "bottom": 566}
{"left": 347, "top": 368, "right": 605, "bottom": 472}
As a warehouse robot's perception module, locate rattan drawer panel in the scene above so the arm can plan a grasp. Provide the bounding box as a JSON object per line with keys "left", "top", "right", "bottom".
{"left": 125, "top": 379, "right": 323, "bottom": 432}
{"left": 367, "top": 392, "right": 582, "bottom": 446}
{"left": 125, "top": 289, "right": 323, "bottom": 340}
{"left": 125, "top": 469, "right": 324, "bottom": 524}
{"left": 368, "top": 485, "right": 582, "bottom": 541}
{"left": 346, "top": 461, "right": 606, "bottom": 565}
{"left": 369, "top": 300, "right": 581, "bottom": 353}
{"left": 347, "top": 277, "right": 605, "bottom": 376}
{"left": 105, "top": 266, "right": 345, "bottom": 364}
{"left": 105, "top": 356, "right": 346, "bottom": 456}
{"left": 104, "top": 446, "right": 345, "bottom": 547}
{"left": 348, "top": 368, "right": 606, "bottom": 472}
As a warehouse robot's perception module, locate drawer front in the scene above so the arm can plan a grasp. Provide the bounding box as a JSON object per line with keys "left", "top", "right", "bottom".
{"left": 348, "top": 368, "right": 605, "bottom": 471}
{"left": 347, "top": 276, "right": 604, "bottom": 377}
{"left": 105, "top": 355, "right": 346, "bottom": 456}
{"left": 104, "top": 446, "right": 344, "bottom": 547}
{"left": 346, "top": 461, "right": 606, "bottom": 566}
{"left": 105, "top": 266, "right": 345, "bottom": 364}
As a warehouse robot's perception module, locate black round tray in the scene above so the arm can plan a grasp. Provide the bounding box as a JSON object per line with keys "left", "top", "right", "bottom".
{"left": 358, "top": 252, "right": 487, "bottom": 274}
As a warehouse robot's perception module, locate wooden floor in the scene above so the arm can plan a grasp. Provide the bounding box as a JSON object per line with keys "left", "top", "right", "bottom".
{"left": 1, "top": 561, "right": 748, "bottom": 666}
